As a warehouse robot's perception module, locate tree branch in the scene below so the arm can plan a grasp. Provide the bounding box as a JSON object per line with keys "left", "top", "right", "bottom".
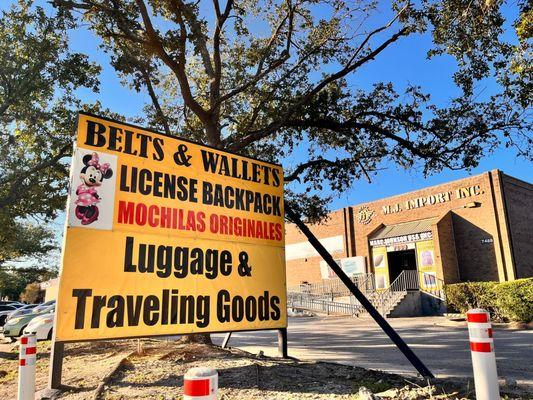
{"left": 135, "top": 0, "right": 212, "bottom": 138}
{"left": 0, "top": 142, "right": 72, "bottom": 208}
{"left": 140, "top": 67, "right": 171, "bottom": 136}
{"left": 212, "top": 2, "right": 294, "bottom": 108}
{"left": 227, "top": 23, "right": 411, "bottom": 152}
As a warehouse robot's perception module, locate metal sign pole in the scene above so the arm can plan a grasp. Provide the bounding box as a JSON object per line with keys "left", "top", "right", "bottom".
{"left": 285, "top": 205, "right": 434, "bottom": 379}
{"left": 277, "top": 328, "right": 288, "bottom": 358}
{"left": 48, "top": 341, "right": 64, "bottom": 390}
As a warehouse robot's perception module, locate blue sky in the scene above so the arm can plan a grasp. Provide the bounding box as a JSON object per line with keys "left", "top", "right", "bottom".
{"left": 62, "top": 2, "right": 530, "bottom": 212}
{"left": 3, "top": 0, "right": 532, "bottom": 217}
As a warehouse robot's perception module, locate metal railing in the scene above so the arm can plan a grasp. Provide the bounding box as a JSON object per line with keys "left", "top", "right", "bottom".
{"left": 418, "top": 271, "right": 445, "bottom": 300}
{"left": 287, "top": 270, "right": 445, "bottom": 317}
{"left": 371, "top": 270, "right": 445, "bottom": 316}
{"left": 287, "top": 273, "right": 375, "bottom": 298}
{"left": 287, "top": 292, "right": 362, "bottom": 316}
{"left": 361, "top": 270, "right": 418, "bottom": 317}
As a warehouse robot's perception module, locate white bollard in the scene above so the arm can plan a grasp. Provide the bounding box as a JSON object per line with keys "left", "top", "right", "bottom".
{"left": 467, "top": 309, "right": 500, "bottom": 400}
{"left": 17, "top": 334, "right": 37, "bottom": 400}
{"left": 183, "top": 367, "right": 218, "bottom": 400}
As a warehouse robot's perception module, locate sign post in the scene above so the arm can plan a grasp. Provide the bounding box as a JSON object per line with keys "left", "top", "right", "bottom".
{"left": 285, "top": 205, "right": 434, "bottom": 379}
{"left": 49, "top": 112, "right": 287, "bottom": 388}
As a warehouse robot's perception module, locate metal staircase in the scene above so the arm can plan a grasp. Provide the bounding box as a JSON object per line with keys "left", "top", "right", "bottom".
{"left": 287, "top": 270, "right": 445, "bottom": 317}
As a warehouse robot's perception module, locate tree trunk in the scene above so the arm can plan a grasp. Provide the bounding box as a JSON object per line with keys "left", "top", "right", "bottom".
{"left": 179, "top": 333, "right": 213, "bottom": 345}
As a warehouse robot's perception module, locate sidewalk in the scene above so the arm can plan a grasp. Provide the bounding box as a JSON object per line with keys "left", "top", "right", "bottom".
{"left": 213, "top": 316, "right": 533, "bottom": 388}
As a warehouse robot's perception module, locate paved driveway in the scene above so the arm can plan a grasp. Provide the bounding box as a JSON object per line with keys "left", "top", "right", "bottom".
{"left": 213, "top": 316, "right": 533, "bottom": 387}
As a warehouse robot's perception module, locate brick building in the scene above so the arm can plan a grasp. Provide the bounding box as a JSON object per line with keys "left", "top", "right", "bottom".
{"left": 285, "top": 170, "right": 532, "bottom": 288}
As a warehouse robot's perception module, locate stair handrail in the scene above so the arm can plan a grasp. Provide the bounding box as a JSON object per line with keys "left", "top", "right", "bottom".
{"left": 287, "top": 273, "right": 375, "bottom": 297}
{"left": 377, "top": 270, "right": 419, "bottom": 315}
{"left": 418, "top": 270, "right": 446, "bottom": 300}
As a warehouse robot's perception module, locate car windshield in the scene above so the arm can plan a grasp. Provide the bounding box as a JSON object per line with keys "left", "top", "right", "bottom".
{"left": 34, "top": 304, "right": 55, "bottom": 314}
{"left": 7, "top": 304, "right": 37, "bottom": 318}
{"left": 32, "top": 300, "right": 56, "bottom": 313}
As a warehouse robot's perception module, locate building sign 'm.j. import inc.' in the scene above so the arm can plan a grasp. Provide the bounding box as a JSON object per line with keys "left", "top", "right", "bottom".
{"left": 55, "top": 112, "right": 286, "bottom": 341}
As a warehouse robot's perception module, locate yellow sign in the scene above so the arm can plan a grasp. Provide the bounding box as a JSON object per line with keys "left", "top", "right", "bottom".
{"left": 371, "top": 246, "right": 388, "bottom": 289}
{"left": 55, "top": 112, "right": 287, "bottom": 341}
{"left": 416, "top": 240, "right": 437, "bottom": 290}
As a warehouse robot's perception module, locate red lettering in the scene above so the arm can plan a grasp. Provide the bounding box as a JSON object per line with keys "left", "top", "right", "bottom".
{"left": 160, "top": 207, "right": 172, "bottom": 228}
{"left": 117, "top": 200, "right": 134, "bottom": 224}
{"left": 210, "top": 214, "right": 219, "bottom": 233}
{"left": 148, "top": 205, "right": 159, "bottom": 227}
{"left": 247, "top": 219, "right": 255, "bottom": 238}
{"left": 197, "top": 212, "right": 206, "bottom": 232}
{"left": 135, "top": 203, "right": 147, "bottom": 225}
{"left": 220, "top": 215, "right": 228, "bottom": 234}
{"left": 186, "top": 210, "right": 196, "bottom": 231}
{"left": 275, "top": 223, "right": 282, "bottom": 241}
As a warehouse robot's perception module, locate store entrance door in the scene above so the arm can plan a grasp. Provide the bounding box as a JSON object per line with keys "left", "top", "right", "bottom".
{"left": 387, "top": 249, "right": 417, "bottom": 284}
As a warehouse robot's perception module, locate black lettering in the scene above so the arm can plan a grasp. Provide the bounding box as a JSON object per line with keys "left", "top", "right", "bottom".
{"left": 124, "top": 236, "right": 136, "bottom": 272}
{"left": 119, "top": 165, "right": 130, "bottom": 193}
{"left": 180, "top": 296, "right": 195, "bottom": 324}
{"left": 272, "top": 168, "right": 281, "bottom": 187}
{"left": 156, "top": 245, "right": 173, "bottom": 278}
{"left": 123, "top": 130, "right": 138, "bottom": 156}
{"left": 72, "top": 289, "right": 92, "bottom": 329}
{"left": 139, "top": 169, "right": 152, "bottom": 195}
{"left": 245, "top": 296, "right": 257, "bottom": 321}
{"left": 106, "top": 295, "right": 125, "bottom": 327}
{"left": 270, "top": 295, "right": 281, "bottom": 320}
{"left": 143, "top": 295, "right": 159, "bottom": 326}
{"left": 196, "top": 296, "right": 210, "bottom": 328}
{"left": 136, "top": 133, "right": 152, "bottom": 158}
{"left": 202, "top": 182, "right": 213, "bottom": 205}
{"left": 85, "top": 120, "right": 106, "bottom": 147}
{"left": 126, "top": 295, "right": 143, "bottom": 326}
{"left": 232, "top": 296, "right": 244, "bottom": 322}
{"left": 153, "top": 137, "right": 165, "bottom": 161}
{"left": 201, "top": 150, "right": 219, "bottom": 172}
{"left": 174, "top": 247, "right": 189, "bottom": 278}
{"left": 108, "top": 126, "right": 123, "bottom": 152}
{"left": 91, "top": 295, "right": 107, "bottom": 328}
{"left": 153, "top": 171, "right": 163, "bottom": 197}
{"left": 161, "top": 290, "right": 169, "bottom": 325}
{"left": 217, "top": 290, "right": 231, "bottom": 322}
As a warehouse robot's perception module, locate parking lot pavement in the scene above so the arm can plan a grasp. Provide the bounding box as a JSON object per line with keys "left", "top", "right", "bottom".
{"left": 213, "top": 316, "right": 533, "bottom": 387}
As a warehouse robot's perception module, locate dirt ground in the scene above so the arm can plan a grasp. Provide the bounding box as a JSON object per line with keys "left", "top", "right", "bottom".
{"left": 0, "top": 339, "right": 531, "bottom": 399}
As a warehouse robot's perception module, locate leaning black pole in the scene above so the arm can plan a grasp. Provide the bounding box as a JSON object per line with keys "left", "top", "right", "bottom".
{"left": 285, "top": 205, "right": 434, "bottom": 379}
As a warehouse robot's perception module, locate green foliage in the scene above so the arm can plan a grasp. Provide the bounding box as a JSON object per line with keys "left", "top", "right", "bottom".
{"left": 20, "top": 282, "right": 42, "bottom": 303}
{"left": 444, "top": 279, "right": 533, "bottom": 322}
{"left": 0, "top": 211, "right": 56, "bottom": 265}
{"left": 493, "top": 279, "right": 533, "bottom": 323}
{"left": 0, "top": 267, "right": 57, "bottom": 301}
{"left": 50, "top": 0, "right": 531, "bottom": 221}
{"left": 0, "top": 1, "right": 106, "bottom": 265}
{"left": 0, "top": 0, "right": 101, "bottom": 220}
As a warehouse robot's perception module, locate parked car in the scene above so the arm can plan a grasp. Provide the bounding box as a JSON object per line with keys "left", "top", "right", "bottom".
{"left": 2, "top": 304, "right": 55, "bottom": 341}
{"left": 31, "top": 300, "right": 55, "bottom": 313}
{"left": 2, "top": 304, "right": 37, "bottom": 325}
{"left": 23, "top": 312, "right": 54, "bottom": 340}
{"left": 0, "top": 303, "right": 25, "bottom": 326}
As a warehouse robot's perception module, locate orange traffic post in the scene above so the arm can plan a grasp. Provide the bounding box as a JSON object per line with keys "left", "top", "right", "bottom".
{"left": 183, "top": 367, "right": 218, "bottom": 400}
{"left": 467, "top": 309, "right": 500, "bottom": 400}
{"left": 18, "top": 334, "right": 37, "bottom": 400}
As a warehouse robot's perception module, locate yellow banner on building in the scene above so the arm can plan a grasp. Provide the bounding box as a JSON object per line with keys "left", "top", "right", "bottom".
{"left": 55, "top": 112, "right": 286, "bottom": 341}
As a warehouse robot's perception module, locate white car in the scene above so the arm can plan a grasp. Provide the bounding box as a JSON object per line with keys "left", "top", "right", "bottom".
{"left": 23, "top": 312, "right": 54, "bottom": 340}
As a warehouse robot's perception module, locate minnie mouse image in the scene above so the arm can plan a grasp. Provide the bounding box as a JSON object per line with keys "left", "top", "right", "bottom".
{"left": 74, "top": 152, "right": 113, "bottom": 225}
